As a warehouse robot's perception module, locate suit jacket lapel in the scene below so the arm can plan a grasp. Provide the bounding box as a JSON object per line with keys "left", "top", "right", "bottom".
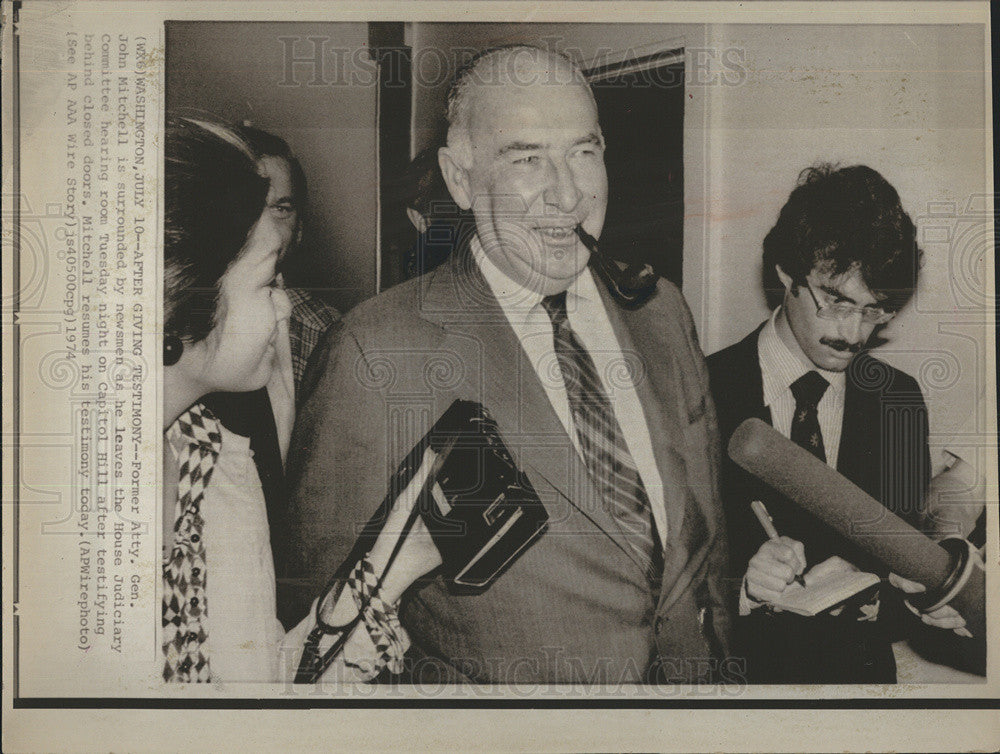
{"left": 416, "top": 246, "right": 650, "bottom": 577}
{"left": 735, "top": 324, "right": 772, "bottom": 426}
{"left": 600, "top": 284, "right": 689, "bottom": 547}
{"left": 836, "top": 354, "right": 875, "bottom": 493}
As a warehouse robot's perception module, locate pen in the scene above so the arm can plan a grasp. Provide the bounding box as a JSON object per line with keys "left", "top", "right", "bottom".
{"left": 750, "top": 500, "right": 806, "bottom": 586}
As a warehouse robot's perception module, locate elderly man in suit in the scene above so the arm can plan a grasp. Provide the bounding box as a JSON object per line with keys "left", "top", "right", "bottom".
{"left": 707, "top": 164, "right": 967, "bottom": 684}
{"left": 287, "top": 45, "right": 734, "bottom": 684}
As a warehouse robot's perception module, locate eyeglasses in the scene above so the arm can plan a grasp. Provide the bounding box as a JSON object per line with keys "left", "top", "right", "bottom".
{"left": 802, "top": 281, "right": 895, "bottom": 325}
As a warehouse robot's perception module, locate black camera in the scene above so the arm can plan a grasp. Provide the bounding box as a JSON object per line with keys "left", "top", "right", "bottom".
{"left": 417, "top": 400, "right": 549, "bottom": 589}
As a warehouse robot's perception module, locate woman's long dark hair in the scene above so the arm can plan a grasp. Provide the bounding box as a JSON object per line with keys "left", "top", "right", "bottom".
{"left": 164, "top": 117, "right": 268, "bottom": 343}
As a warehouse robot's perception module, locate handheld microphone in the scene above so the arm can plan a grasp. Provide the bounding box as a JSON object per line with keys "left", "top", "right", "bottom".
{"left": 727, "top": 418, "right": 986, "bottom": 647}
{"left": 575, "top": 225, "right": 657, "bottom": 308}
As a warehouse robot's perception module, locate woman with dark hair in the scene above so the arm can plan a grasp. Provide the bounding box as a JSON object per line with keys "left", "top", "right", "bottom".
{"left": 163, "top": 118, "right": 291, "bottom": 422}
{"left": 162, "top": 117, "right": 440, "bottom": 684}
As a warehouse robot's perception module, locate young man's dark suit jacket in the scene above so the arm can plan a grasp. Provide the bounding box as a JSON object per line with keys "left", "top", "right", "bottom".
{"left": 707, "top": 323, "right": 931, "bottom": 684}
{"left": 285, "top": 243, "right": 735, "bottom": 684}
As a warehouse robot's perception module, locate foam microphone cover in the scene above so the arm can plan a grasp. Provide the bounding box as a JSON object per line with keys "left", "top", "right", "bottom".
{"left": 728, "top": 418, "right": 985, "bottom": 639}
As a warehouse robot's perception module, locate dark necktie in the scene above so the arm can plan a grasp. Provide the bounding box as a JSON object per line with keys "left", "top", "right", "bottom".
{"left": 790, "top": 371, "right": 829, "bottom": 463}
{"left": 162, "top": 402, "right": 222, "bottom": 682}
{"left": 541, "top": 291, "right": 663, "bottom": 588}
{"left": 788, "top": 371, "right": 881, "bottom": 623}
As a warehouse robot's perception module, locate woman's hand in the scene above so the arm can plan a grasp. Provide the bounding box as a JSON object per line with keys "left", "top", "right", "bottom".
{"left": 370, "top": 447, "right": 444, "bottom": 604}
{"left": 924, "top": 457, "right": 985, "bottom": 541}
{"left": 888, "top": 572, "right": 972, "bottom": 637}
{"left": 319, "top": 448, "right": 443, "bottom": 625}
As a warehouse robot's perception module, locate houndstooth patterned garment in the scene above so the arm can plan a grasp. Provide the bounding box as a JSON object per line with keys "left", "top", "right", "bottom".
{"left": 348, "top": 556, "right": 410, "bottom": 676}
{"left": 286, "top": 287, "right": 340, "bottom": 396}
{"left": 162, "top": 403, "right": 222, "bottom": 682}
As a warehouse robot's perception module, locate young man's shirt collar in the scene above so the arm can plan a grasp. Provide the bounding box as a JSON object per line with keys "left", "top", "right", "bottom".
{"left": 759, "top": 306, "right": 846, "bottom": 409}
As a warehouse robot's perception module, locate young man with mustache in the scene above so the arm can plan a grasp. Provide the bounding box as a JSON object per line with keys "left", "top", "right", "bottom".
{"left": 707, "top": 164, "right": 963, "bottom": 684}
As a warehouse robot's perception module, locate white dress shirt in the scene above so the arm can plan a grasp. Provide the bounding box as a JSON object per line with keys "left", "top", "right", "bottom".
{"left": 265, "top": 313, "right": 295, "bottom": 466}
{"left": 758, "top": 308, "right": 846, "bottom": 469}
{"left": 471, "top": 236, "right": 668, "bottom": 544}
{"left": 740, "top": 309, "right": 849, "bottom": 614}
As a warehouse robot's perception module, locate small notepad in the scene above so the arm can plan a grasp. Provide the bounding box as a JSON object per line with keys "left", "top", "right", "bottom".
{"left": 771, "top": 570, "right": 880, "bottom": 616}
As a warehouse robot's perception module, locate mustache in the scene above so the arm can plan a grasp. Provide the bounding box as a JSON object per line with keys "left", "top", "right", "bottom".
{"left": 820, "top": 337, "right": 863, "bottom": 353}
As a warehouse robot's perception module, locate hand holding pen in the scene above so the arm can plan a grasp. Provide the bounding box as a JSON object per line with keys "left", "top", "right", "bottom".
{"left": 745, "top": 500, "right": 808, "bottom": 604}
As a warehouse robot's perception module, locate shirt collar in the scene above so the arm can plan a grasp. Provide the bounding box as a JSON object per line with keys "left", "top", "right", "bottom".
{"left": 470, "top": 233, "right": 597, "bottom": 317}
{"left": 758, "top": 307, "right": 846, "bottom": 408}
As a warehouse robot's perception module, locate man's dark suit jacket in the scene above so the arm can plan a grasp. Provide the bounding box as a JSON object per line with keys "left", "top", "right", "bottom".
{"left": 285, "top": 244, "right": 736, "bottom": 685}
{"left": 707, "top": 323, "right": 931, "bottom": 684}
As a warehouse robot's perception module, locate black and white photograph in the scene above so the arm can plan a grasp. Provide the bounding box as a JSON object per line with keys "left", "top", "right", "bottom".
{"left": 3, "top": 2, "right": 997, "bottom": 752}
{"left": 160, "top": 18, "right": 991, "bottom": 688}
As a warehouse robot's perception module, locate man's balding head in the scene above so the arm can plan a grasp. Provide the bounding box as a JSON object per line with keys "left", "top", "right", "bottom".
{"left": 444, "top": 46, "right": 593, "bottom": 161}
{"left": 437, "top": 45, "right": 607, "bottom": 296}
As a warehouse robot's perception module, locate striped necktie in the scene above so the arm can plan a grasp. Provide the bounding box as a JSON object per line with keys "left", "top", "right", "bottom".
{"left": 162, "top": 402, "right": 222, "bottom": 682}
{"left": 541, "top": 291, "right": 663, "bottom": 589}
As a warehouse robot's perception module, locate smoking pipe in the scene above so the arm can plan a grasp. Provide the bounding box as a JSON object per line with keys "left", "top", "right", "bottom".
{"left": 575, "top": 225, "right": 657, "bottom": 309}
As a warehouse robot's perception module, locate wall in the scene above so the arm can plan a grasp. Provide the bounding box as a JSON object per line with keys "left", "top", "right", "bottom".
{"left": 166, "top": 22, "right": 378, "bottom": 313}
{"left": 409, "top": 22, "right": 993, "bottom": 465}
{"left": 700, "top": 24, "right": 991, "bottom": 462}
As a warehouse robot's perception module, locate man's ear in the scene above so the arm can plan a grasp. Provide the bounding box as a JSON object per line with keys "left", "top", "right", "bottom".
{"left": 438, "top": 146, "right": 472, "bottom": 211}
{"left": 406, "top": 207, "right": 428, "bottom": 234}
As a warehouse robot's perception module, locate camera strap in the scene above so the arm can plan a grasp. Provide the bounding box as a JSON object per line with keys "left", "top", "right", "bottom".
{"left": 294, "top": 439, "right": 450, "bottom": 684}
{"left": 293, "top": 498, "right": 422, "bottom": 683}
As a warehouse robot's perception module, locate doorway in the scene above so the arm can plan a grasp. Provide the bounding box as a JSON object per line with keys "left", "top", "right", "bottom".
{"left": 585, "top": 46, "right": 685, "bottom": 286}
